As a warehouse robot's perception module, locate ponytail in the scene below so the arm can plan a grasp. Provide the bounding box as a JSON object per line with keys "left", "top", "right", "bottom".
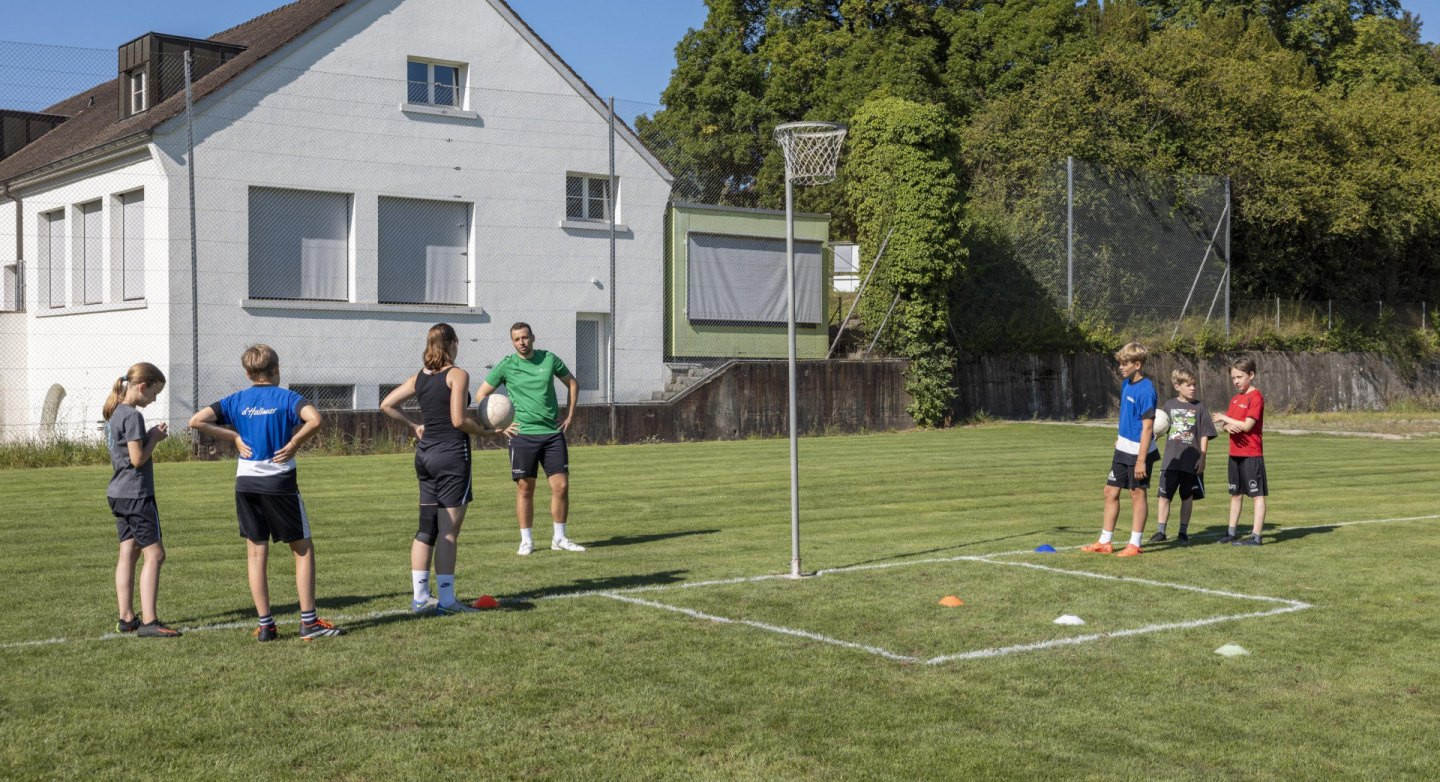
{"left": 423, "top": 323, "right": 458, "bottom": 371}
{"left": 103, "top": 362, "right": 167, "bottom": 420}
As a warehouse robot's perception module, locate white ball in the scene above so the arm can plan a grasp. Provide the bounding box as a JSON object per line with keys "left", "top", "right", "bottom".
{"left": 1153, "top": 409, "right": 1170, "bottom": 437}
{"left": 479, "top": 394, "right": 514, "bottom": 430}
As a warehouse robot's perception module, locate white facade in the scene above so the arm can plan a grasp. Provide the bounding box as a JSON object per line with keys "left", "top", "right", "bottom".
{"left": 0, "top": 0, "right": 672, "bottom": 438}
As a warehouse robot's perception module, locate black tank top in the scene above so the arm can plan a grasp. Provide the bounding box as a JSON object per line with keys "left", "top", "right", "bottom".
{"left": 415, "top": 367, "right": 469, "bottom": 442}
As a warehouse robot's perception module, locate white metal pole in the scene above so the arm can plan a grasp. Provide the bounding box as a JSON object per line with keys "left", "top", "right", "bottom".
{"left": 607, "top": 97, "right": 617, "bottom": 441}
{"left": 785, "top": 174, "right": 802, "bottom": 578}
{"left": 185, "top": 51, "right": 200, "bottom": 419}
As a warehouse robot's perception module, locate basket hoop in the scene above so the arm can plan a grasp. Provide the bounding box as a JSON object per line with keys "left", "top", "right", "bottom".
{"left": 774, "top": 121, "right": 847, "bottom": 185}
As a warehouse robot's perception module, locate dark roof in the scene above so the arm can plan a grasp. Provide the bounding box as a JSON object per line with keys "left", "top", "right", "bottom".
{"left": 0, "top": 0, "right": 354, "bottom": 185}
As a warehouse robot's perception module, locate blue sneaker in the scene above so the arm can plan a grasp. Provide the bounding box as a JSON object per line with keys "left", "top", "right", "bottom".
{"left": 436, "top": 601, "right": 480, "bottom": 615}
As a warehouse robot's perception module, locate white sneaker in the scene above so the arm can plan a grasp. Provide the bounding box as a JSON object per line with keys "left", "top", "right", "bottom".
{"left": 551, "top": 537, "right": 586, "bottom": 552}
{"left": 436, "top": 601, "right": 480, "bottom": 615}
{"left": 517, "top": 541, "right": 533, "bottom": 556}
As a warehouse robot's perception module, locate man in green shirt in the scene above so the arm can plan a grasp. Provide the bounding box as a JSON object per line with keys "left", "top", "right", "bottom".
{"left": 476, "top": 322, "right": 584, "bottom": 555}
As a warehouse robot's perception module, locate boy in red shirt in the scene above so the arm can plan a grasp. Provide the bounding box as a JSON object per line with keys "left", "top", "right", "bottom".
{"left": 1212, "top": 357, "right": 1266, "bottom": 546}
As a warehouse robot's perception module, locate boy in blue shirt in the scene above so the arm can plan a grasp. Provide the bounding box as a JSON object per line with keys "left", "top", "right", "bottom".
{"left": 1081, "top": 342, "right": 1159, "bottom": 557}
{"left": 189, "top": 345, "right": 344, "bottom": 641}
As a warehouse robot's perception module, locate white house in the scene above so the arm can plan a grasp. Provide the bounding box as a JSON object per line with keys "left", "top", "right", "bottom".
{"left": 0, "top": 0, "right": 673, "bottom": 438}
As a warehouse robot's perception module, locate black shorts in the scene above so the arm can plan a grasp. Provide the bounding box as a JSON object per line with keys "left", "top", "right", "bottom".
{"left": 509, "top": 432, "right": 568, "bottom": 481}
{"left": 1106, "top": 452, "right": 1159, "bottom": 491}
{"left": 236, "top": 491, "right": 311, "bottom": 543}
{"left": 1157, "top": 469, "right": 1206, "bottom": 501}
{"left": 110, "top": 496, "right": 161, "bottom": 547}
{"left": 1228, "top": 456, "right": 1268, "bottom": 497}
{"left": 416, "top": 438, "right": 472, "bottom": 508}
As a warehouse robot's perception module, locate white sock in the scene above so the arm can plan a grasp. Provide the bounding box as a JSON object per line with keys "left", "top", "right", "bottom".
{"left": 1098, "top": 530, "right": 1114, "bottom": 545}
{"left": 437, "top": 574, "right": 456, "bottom": 605}
{"left": 1129, "top": 532, "right": 1144, "bottom": 547}
{"left": 553, "top": 522, "right": 567, "bottom": 540}
{"left": 520, "top": 527, "right": 533, "bottom": 545}
{"left": 412, "top": 570, "right": 430, "bottom": 601}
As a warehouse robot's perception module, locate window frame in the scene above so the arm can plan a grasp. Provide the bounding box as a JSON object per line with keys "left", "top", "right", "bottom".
{"left": 566, "top": 174, "right": 613, "bottom": 223}
{"left": 406, "top": 58, "right": 463, "bottom": 108}
{"left": 287, "top": 384, "right": 355, "bottom": 412}
{"left": 129, "top": 69, "right": 147, "bottom": 114}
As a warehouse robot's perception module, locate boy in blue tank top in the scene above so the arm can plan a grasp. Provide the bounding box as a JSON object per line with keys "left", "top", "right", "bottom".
{"left": 189, "top": 344, "right": 344, "bottom": 642}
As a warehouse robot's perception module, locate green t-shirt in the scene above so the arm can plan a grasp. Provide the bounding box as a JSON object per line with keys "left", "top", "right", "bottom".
{"left": 485, "top": 350, "right": 571, "bottom": 435}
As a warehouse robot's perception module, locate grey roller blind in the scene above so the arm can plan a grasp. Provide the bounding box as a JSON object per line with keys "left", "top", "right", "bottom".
{"left": 120, "top": 191, "right": 145, "bottom": 301}
{"left": 79, "top": 202, "right": 103, "bottom": 304}
{"left": 687, "top": 233, "right": 823, "bottom": 324}
{"left": 248, "top": 187, "right": 350, "bottom": 300}
{"left": 41, "top": 211, "right": 64, "bottom": 308}
{"left": 575, "top": 318, "right": 600, "bottom": 392}
{"left": 378, "top": 197, "right": 469, "bottom": 305}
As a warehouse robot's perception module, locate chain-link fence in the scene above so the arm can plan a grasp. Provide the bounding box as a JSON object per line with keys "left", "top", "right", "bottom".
{"left": 0, "top": 34, "right": 850, "bottom": 443}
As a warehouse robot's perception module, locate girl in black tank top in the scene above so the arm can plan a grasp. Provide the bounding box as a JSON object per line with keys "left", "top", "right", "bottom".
{"left": 414, "top": 367, "right": 470, "bottom": 442}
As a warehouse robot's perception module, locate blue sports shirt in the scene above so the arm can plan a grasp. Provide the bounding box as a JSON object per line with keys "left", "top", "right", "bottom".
{"left": 1113, "top": 375, "right": 1158, "bottom": 464}
{"left": 210, "top": 385, "right": 309, "bottom": 494}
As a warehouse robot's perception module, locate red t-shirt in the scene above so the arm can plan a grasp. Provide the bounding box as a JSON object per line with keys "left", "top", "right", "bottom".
{"left": 1226, "top": 388, "right": 1264, "bottom": 457}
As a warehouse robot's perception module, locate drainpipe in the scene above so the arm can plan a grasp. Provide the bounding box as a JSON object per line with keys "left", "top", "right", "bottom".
{"left": 2, "top": 180, "right": 20, "bottom": 310}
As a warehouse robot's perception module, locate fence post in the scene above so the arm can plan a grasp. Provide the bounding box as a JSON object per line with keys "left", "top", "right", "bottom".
{"left": 1328, "top": 300, "right": 1332, "bottom": 331}
{"left": 607, "top": 97, "right": 617, "bottom": 443}
{"left": 1275, "top": 295, "right": 1280, "bottom": 330}
{"left": 185, "top": 51, "right": 200, "bottom": 422}
{"left": 1224, "top": 176, "right": 1231, "bottom": 338}
{"left": 1066, "top": 156, "right": 1074, "bottom": 319}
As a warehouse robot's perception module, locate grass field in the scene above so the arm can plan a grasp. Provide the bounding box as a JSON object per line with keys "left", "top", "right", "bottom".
{"left": 2, "top": 423, "right": 1438, "bottom": 780}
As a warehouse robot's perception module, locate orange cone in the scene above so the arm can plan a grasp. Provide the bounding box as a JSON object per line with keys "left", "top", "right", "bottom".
{"left": 938, "top": 595, "right": 964, "bottom": 607}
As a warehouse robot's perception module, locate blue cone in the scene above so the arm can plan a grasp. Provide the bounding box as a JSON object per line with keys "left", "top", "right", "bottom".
{"left": 1034, "top": 544, "right": 1057, "bottom": 553}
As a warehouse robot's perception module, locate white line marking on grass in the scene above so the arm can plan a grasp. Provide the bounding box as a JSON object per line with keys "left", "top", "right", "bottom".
{"left": 984, "top": 559, "right": 1311, "bottom": 608}
{"left": 923, "top": 603, "right": 1312, "bottom": 665}
{"left": 0, "top": 637, "right": 68, "bottom": 650}
{"left": 599, "top": 592, "right": 922, "bottom": 663}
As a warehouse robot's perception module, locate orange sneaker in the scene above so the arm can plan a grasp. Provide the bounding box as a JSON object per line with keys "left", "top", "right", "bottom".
{"left": 1079, "top": 541, "right": 1114, "bottom": 554}
{"left": 1115, "top": 544, "right": 1142, "bottom": 558}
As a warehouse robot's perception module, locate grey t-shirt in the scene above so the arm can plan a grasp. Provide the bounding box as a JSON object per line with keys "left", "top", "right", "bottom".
{"left": 1160, "top": 398, "right": 1218, "bottom": 474}
{"left": 106, "top": 404, "right": 155, "bottom": 498}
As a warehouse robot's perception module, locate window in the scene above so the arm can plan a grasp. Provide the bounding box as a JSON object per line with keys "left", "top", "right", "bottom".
{"left": 686, "top": 233, "right": 824, "bottom": 324}
{"left": 574, "top": 315, "right": 608, "bottom": 401}
{"left": 566, "top": 175, "right": 611, "bottom": 222}
{"left": 378, "top": 384, "right": 421, "bottom": 412}
{"left": 377, "top": 197, "right": 470, "bottom": 305}
{"left": 288, "top": 384, "right": 354, "bottom": 411}
{"left": 118, "top": 190, "right": 145, "bottom": 300}
{"left": 407, "top": 59, "right": 461, "bottom": 107}
{"left": 1, "top": 262, "right": 18, "bottom": 312}
{"left": 129, "top": 70, "right": 147, "bottom": 114}
{"left": 39, "top": 210, "right": 65, "bottom": 308}
{"left": 77, "top": 201, "right": 103, "bottom": 305}
{"left": 248, "top": 187, "right": 350, "bottom": 301}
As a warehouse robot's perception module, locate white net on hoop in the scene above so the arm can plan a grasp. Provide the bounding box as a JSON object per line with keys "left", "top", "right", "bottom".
{"left": 774, "top": 121, "right": 847, "bottom": 185}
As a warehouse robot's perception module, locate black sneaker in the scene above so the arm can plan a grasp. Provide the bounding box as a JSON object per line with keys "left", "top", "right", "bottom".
{"left": 1216, "top": 533, "right": 1238, "bottom": 544}
{"left": 1233, "top": 535, "right": 1263, "bottom": 546}
{"left": 1147, "top": 531, "right": 1168, "bottom": 544}
{"left": 254, "top": 624, "right": 278, "bottom": 642}
{"left": 300, "top": 618, "right": 345, "bottom": 640}
{"left": 136, "top": 620, "right": 182, "bottom": 638}
{"left": 1177, "top": 533, "right": 1191, "bottom": 546}
{"left": 116, "top": 616, "right": 141, "bottom": 633}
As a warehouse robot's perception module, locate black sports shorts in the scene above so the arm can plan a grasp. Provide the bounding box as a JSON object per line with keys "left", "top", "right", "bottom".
{"left": 1106, "top": 451, "right": 1159, "bottom": 491}
{"left": 236, "top": 491, "right": 310, "bottom": 543}
{"left": 508, "top": 432, "right": 568, "bottom": 481}
{"left": 1157, "top": 469, "right": 1206, "bottom": 501}
{"left": 110, "top": 496, "right": 162, "bottom": 547}
{"left": 1227, "top": 456, "right": 1268, "bottom": 497}
{"left": 416, "top": 438, "right": 472, "bottom": 508}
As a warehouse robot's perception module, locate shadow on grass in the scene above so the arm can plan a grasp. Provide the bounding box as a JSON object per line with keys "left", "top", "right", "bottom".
{"left": 189, "top": 592, "right": 409, "bottom": 625}
{"left": 830, "top": 530, "right": 1055, "bottom": 570}
{"left": 512, "top": 569, "right": 689, "bottom": 600}
{"left": 580, "top": 529, "right": 720, "bottom": 549}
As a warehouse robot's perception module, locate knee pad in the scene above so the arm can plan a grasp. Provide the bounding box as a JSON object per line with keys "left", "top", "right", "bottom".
{"left": 415, "top": 504, "right": 439, "bottom": 545}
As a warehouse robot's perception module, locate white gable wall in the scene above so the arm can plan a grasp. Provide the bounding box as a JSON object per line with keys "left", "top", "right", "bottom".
{"left": 150, "top": 0, "right": 670, "bottom": 411}
{"left": 0, "top": 155, "right": 172, "bottom": 438}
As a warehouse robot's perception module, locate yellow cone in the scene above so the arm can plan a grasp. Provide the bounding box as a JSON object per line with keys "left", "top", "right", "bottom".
{"left": 938, "top": 595, "right": 964, "bottom": 607}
